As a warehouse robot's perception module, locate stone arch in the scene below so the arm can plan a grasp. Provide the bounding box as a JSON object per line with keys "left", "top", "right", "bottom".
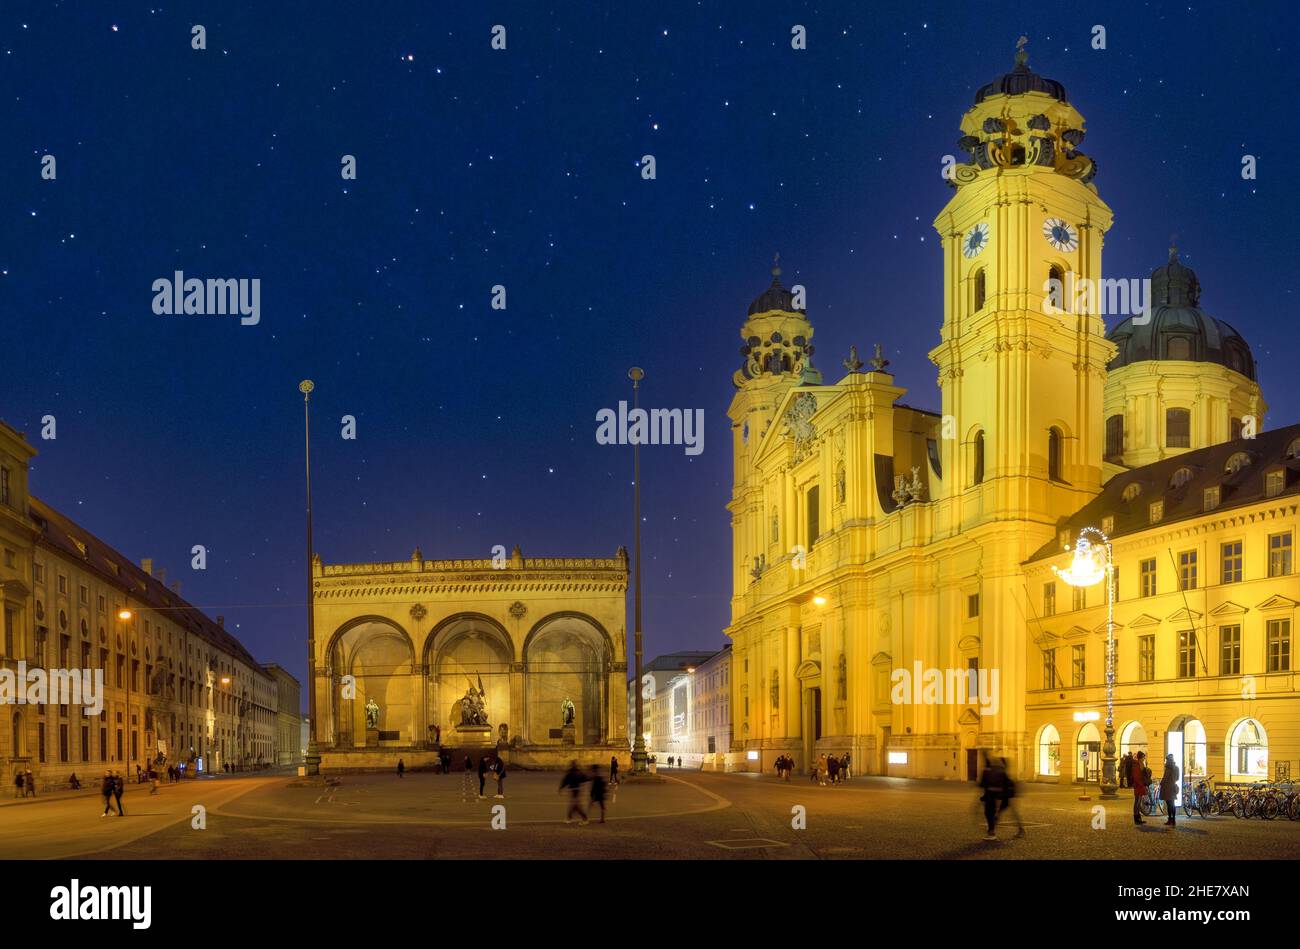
{"left": 325, "top": 616, "right": 416, "bottom": 748}
{"left": 522, "top": 612, "right": 613, "bottom": 746}
{"left": 426, "top": 613, "right": 516, "bottom": 738}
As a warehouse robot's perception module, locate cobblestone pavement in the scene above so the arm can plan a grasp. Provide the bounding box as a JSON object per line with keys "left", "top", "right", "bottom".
{"left": 6, "top": 769, "right": 1298, "bottom": 859}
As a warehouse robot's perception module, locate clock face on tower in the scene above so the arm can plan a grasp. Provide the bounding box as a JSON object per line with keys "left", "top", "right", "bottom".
{"left": 1043, "top": 217, "right": 1079, "bottom": 253}
{"left": 962, "top": 221, "right": 989, "bottom": 258}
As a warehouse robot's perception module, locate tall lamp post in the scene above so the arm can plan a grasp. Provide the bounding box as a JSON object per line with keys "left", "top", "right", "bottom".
{"left": 628, "top": 367, "right": 649, "bottom": 774}
{"left": 1053, "top": 526, "right": 1118, "bottom": 799}
{"left": 300, "top": 379, "right": 321, "bottom": 777}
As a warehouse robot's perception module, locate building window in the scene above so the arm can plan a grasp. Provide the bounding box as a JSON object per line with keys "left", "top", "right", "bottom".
{"left": 1042, "top": 582, "right": 1056, "bottom": 617}
{"left": 57, "top": 575, "right": 67, "bottom": 595}
{"left": 1105, "top": 414, "right": 1124, "bottom": 461}
{"left": 1149, "top": 500, "right": 1164, "bottom": 524}
{"left": 1122, "top": 482, "right": 1141, "bottom": 502}
{"left": 1225, "top": 452, "right": 1251, "bottom": 475}
{"left": 973, "top": 268, "right": 986, "bottom": 311}
{"left": 1204, "top": 486, "right": 1220, "bottom": 511}
{"left": 78, "top": 585, "right": 89, "bottom": 605}
{"left": 81, "top": 725, "right": 89, "bottom": 762}
{"left": 1043, "top": 649, "right": 1058, "bottom": 689}
{"left": 1178, "top": 550, "right": 1197, "bottom": 590}
{"left": 1048, "top": 427, "right": 1063, "bottom": 481}
{"left": 1221, "top": 541, "right": 1243, "bottom": 584}
{"left": 1265, "top": 469, "right": 1285, "bottom": 498}
{"left": 38, "top": 722, "right": 45, "bottom": 763}
{"left": 806, "top": 485, "right": 820, "bottom": 548}
{"left": 1267, "top": 619, "right": 1291, "bottom": 672}
{"left": 1166, "top": 408, "right": 1191, "bottom": 448}
{"left": 1111, "top": 565, "right": 1120, "bottom": 601}
{"left": 1139, "top": 558, "right": 1156, "bottom": 597}
{"left": 1268, "top": 532, "right": 1293, "bottom": 577}
{"left": 1177, "top": 631, "right": 1198, "bottom": 678}
{"left": 1101, "top": 515, "right": 1114, "bottom": 535}
{"left": 1071, "top": 644, "right": 1085, "bottom": 687}
{"left": 1072, "top": 586, "right": 1086, "bottom": 612}
{"left": 1220, "top": 625, "right": 1241, "bottom": 676}
{"left": 1138, "top": 635, "right": 1155, "bottom": 681}
{"left": 967, "top": 593, "right": 980, "bottom": 618}
{"left": 59, "top": 723, "right": 69, "bottom": 762}
{"left": 972, "top": 430, "right": 985, "bottom": 486}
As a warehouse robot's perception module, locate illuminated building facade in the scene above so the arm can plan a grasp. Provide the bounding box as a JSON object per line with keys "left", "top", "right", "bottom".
{"left": 725, "top": 48, "right": 1299, "bottom": 784}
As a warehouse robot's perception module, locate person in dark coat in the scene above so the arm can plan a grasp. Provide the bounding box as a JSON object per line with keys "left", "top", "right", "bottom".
{"left": 609, "top": 756, "right": 619, "bottom": 786}
{"left": 69, "top": 772, "right": 81, "bottom": 790}
{"left": 560, "top": 760, "right": 588, "bottom": 823}
{"left": 1130, "top": 751, "right": 1149, "bottom": 825}
{"left": 112, "top": 772, "right": 125, "bottom": 815}
{"left": 23, "top": 769, "right": 35, "bottom": 797}
{"left": 13, "top": 771, "right": 22, "bottom": 798}
{"left": 101, "top": 770, "right": 119, "bottom": 817}
{"left": 588, "top": 765, "right": 608, "bottom": 823}
{"left": 1159, "top": 754, "right": 1180, "bottom": 829}
{"left": 477, "top": 755, "right": 489, "bottom": 799}
{"left": 463, "top": 753, "right": 472, "bottom": 773}
{"left": 397, "top": 759, "right": 405, "bottom": 779}
{"left": 828, "top": 755, "right": 840, "bottom": 784}
{"left": 999, "top": 757, "right": 1026, "bottom": 838}
{"left": 1119, "top": 752, "right": 1132, "bottom": 789}
{"left": 978, "top": 754, "right": 1006, "bottom": 840}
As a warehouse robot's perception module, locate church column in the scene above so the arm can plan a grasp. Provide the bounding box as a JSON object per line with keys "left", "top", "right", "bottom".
{"left": 510, "top": 663, "right": 526, "bottom": 744}
{"left": 411, "top": 665, "right": 426, "bottom": 747}
{"left": 785, "top": 623, "right": 801, "bottom": 742}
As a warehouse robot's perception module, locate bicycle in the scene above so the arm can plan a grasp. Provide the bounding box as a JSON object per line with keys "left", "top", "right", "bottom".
{"left": 1181, "top": 775, "right": 1216, "bottom": 818}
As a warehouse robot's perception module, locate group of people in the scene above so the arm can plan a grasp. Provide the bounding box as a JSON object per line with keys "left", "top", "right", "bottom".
{"left": 100, "top": 771, "right": 127, "bottom": 816}
{"left": 1125, "top": 750, "right": 1181, "bottom": 829}
{"left": 811, "top": 752, "right": 851, "bottom": 785}
{"left": 662, "top": 755, "right": 687, "bottom": 769}
{"left": 12, "top": 769, "right": 35, "bottom": 798}
{"left": 559, "top": 760, "right": 613, "bottom": 824}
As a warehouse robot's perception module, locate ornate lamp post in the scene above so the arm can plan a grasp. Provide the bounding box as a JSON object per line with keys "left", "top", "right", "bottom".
{"left": 628, "top": 366, "right": 649, "bottom": 774}
{"left": 300, "top": 380, "right": 321, "bottom": 777}
{"left": 1053, "top": 526, "right": 1118, "bottom": 798}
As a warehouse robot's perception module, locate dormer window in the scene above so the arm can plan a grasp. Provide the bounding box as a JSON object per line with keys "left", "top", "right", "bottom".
{"left": 1225, "top": 452, "right": 1252, "bottom": 475}
{"left": 1204, "top": 486, "right": 1221, "bottom": 511}
{"left": 1149, "top": 500, "right": 1164, "bottom": 524}
{"left": 1265, "top": 469, "right": 1285, "bottom": 498}
{"left": 1122, "top": 482, "right": 1142, "bottom": 502}
{"left": 1286, "top": 438, "right": 1300, "bottom": 460}
{"left": 1169, "top": 467, "right": 1194, "bottom": 490}
{"left": 1101, "top": 516, "right": 1114, "bottom": 535}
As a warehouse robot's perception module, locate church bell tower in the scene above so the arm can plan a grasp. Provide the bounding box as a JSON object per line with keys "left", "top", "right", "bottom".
{"left": 929, "top": 41, "right": 1114, "bottom": 528}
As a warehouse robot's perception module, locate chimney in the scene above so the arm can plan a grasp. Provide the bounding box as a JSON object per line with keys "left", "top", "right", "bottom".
{"left": 217, "top": 615, "right": 225, "bottom": 627}
{"left": 157, "top": 567, "right": 167, "bottom": 584}
{"left": 141, "top": 558, "right": 153, "bottom": 576}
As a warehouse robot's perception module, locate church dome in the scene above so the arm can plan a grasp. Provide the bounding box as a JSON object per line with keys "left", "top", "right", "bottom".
{"left": 1107, "top": 249, "right": 1256, "bottom": 380}
{"left": 748, "top": 266, "right": 803, "bottom": 316}
{"left": 974, "top": 48, "right": 1068, "bottom": 105}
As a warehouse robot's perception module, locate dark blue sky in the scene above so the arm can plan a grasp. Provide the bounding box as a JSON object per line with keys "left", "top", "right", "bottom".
{"left": 3, "top": 2, "right": 1296, "bottom": 691}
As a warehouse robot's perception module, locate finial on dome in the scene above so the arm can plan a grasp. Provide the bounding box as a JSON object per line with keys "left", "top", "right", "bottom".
{"left": 772, "top": 251, "right": 782, "bottom": 279}
{"left": 1015, "top": 35, "right": 1029, "bottom": 67}
{"left": 1169, "top": 235, "right": 1179, "bottom": 261}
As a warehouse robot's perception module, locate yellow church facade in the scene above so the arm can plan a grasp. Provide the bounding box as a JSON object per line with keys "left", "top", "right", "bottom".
{"left": 725, "top": 49, "right": 1297, "bottom": 785}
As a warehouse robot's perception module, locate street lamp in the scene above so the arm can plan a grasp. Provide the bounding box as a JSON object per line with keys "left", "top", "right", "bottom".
{"left": 628, "top": 366, "right": 649, "bottom": 774}
{"left": 1053, "top": 526, "right": 1118, "bottom": 799}
{"left": 300, "top": 379, "right": 321, "bottom": 777}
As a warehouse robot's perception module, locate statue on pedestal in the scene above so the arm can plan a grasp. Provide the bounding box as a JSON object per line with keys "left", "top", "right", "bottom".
{"left": 561, "top": 697, "right": 576, "bottom": 726}
{"left": 364, "top": 697, "right": 380, "bottom": 730}
{"left": 459, "top": 673, "right": 488, "bottom": 726}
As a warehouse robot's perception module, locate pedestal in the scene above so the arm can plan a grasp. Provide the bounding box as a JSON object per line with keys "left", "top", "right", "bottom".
{"left": 365, "top": 728, "right": 379, "bottom": 747}
{"left": 561, "top": 723, "right": 576, "bottom": 746}
{"left": 454, "top": 725, "right": 495, "bottom": 748}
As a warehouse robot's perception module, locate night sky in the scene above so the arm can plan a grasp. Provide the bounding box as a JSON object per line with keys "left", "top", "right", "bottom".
{"left": 2, "top": 2, "right": 1296, "bottom": 693}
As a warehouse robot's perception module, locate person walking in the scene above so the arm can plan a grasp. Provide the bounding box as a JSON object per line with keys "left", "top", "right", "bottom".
{"left": 492, "top": 757, "right": 507, "bottom": 799}
{"left": 69, "top": 772, "right": 81, "bottom": 791}
{"left": 100, "top": 771, "right": 119, "bottom": 817}
{"left": 112, "top": 771, "right": 125, "bottom": 816}
{"left": 477, "top": 755, "right": 489, "bottom": 800}
{"left": 827, "top": 754, "right": 840, "bottom": 785}
{"left": 999, "top": 758, "right": 1026, "bottom": 839}
{"left": 978, "top": 754, "right": 1006, "bottom": 840}
{"left": 397, "top": 758, "right": 405, "bottom": 779}
{"left": 1118, "top": 752, "right": 1130, "bottom": 789}
{"left": 560, "top": 760, "right": 588, "bottom": 824}
{"left": 23, "top": 768, "right": 35, "bottom": 797}
{"left": 148, "top": 767, "right": 159, "bottom": 795}
{"left": 609, "top": 755, "right": 619, "bottom": 786}
{"left": 818, "top": 753, "right": 829, "bottom": 786}
{"left": 1130, "top": 751, "right": 1149, "bottom": 826}
{"left": 1159, "top": 754, "right": 1180, "bottom": 829}
{"left": 842, "top": 752, "right": 852, "bottom": 781}
{"left": 13, "top": 771, "right": 22, "bottom": 799}
{"left": 589, "top": 765, "right": 608, "bottom": 823}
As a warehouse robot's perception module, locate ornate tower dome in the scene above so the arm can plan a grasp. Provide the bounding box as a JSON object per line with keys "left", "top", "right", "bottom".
{"left": 1102, "top": 247, "right": 1266, "bottom": 469}
{"left": 735, "top": 256, "right": 820, "bottom": 387}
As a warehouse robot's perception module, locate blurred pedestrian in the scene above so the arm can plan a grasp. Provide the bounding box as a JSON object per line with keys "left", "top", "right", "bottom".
{"left": 978, "top": 754, "right": 1006, "bottom": 840}
{"left": 112, "top": 772, "right": 125, "bottom": 815}
{"left": 588, "top": 764, "right": 607, "bottom": 823}
{"left": 1000, "top": 757, "right": 1025, "bottom": 838}
{"left": 477, "top": 755, "right": 489, "bottom": 799}
{"left": 397, "top": 758, "right": 405, "bottom": 779}
{"left": 560, "top": 760, "right": 588, "bottom": 824}
{"left": 23, "top": 768, "right": 35, "bottom": 797}
{"left": 842, "top": 752, "right": 852, "bottom": 781}
{"left": 100, "top": 771, "right": 118, "bottom": 817}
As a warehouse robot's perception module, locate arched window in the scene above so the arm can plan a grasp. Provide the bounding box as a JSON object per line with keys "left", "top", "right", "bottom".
{"left": 1105, "top": 414, "right": 1124, "bottom": 461}
{"left": 1121, "top": 482, "right": 1142, "bottom": 502}
{"left": 1166, "top": 336, "right": 1191, "bottom": 360}
{"left": 1287, "top": 438, "right": 1300, "bottom": 460}
{"left": 1169, "top": 467, "right": 1194, "bottom": 490}
{"left": 1225, "top": 451, "right": 1251, "bottom": 475}
{"left": 1228, "top": 718, "right": 1268, "bottom": 780}
{"left": 1048, "top": 427, "right": 1063, "bottom": 481}
{"left": 972, "top": 430, "right": 985, "bottom": 486}
{"left": 973, "top": 268, "right": 986, "bottom": 312}
{"left": 1048, "top": 264, "right": 1065, "bottom": 300}
{"left": 1166, "top": 408, "right": 1191, "bottom": 448}
{"left": 1037, "top": 724, "right": 1061, "bottom": 777}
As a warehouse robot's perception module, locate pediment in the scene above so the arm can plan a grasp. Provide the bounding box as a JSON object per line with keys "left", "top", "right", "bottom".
{"left": 750, "top": 385, "right": 841, "bottom": 467}
{"left": 1063, "top": 625, "right": 1090, "bottom": 641}
{"left": 870, "top": 651, "right": 892, "bottom": 666}
{"left": 957, "top": 635, "right": 981, "bottom": 651}
{"left": 1208, "top": 600, "right": 1249, "bottom": 617}
{"left": 1093, "top": 619, "right": 1123, "bottom": 635}
{"left": 794, "top": 659, "right": 822, "bottom": 680}
{"left": 957, "top": 708, "right": 982, "bottom": 725}
{"left": 1165, "top": 607, "right": 1203, "bottom": 624}
{"left": 1127, "top": 613, "right": 1162, "bottom": 628}
{"left": 1033, "top": 630, "right": 1060, "bottom": 647}
{"left": 1255, "top": 594, "right": 1300, "bottom": 612}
